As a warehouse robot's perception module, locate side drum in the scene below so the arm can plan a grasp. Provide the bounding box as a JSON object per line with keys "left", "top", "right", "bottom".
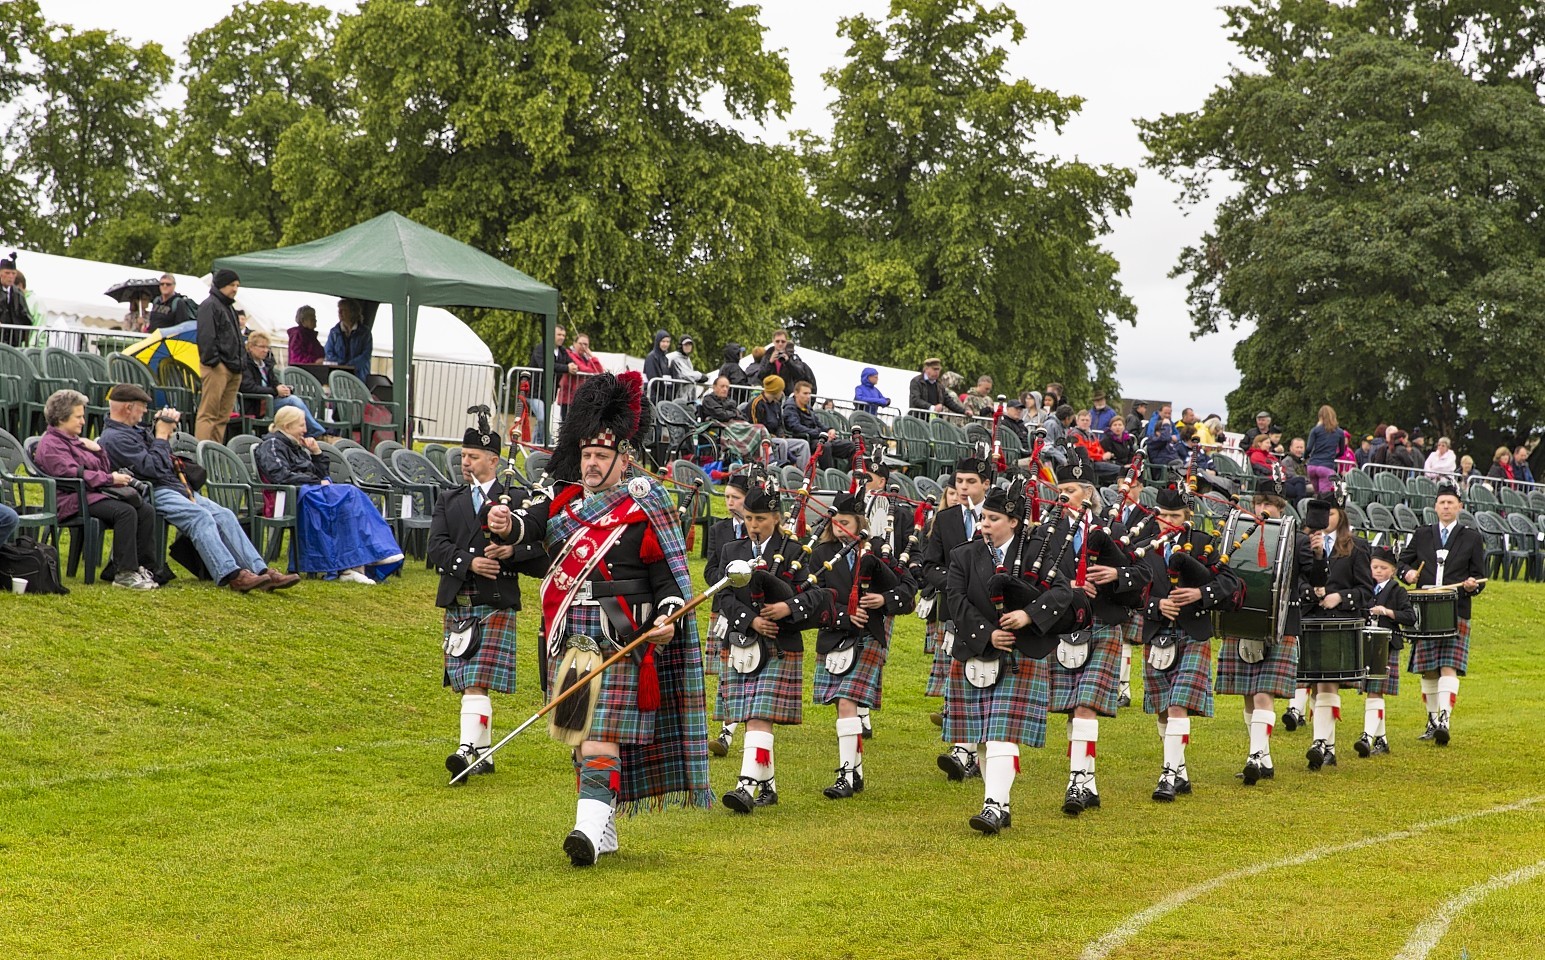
{"left": 1362, "top": 625, "right": 1392, "bottom": 680}
{"left": 1409, "top": 587, "right": 1459, "bottom": 637}
{"left": 1297, "top": 617, "right": 1365, "bottom": 682}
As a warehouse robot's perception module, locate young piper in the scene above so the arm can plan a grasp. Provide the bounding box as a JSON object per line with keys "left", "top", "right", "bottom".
{"left": 1139, "top": 485, "right": 1243, "bottom": 801}
{"left": 1113, "top": 470, "right": 1159, "bottom": 707}
{"left": 705, "top": 474, "right": 750, "bottom": 757}
{"left": 1359, "top": 545, "right": 1415, "bottom": 757}
{"left": 856, "top": 459, "right": 917, "bottom": 741}
{"left": 715, "top": 473, "right": 830, "bottom": 812}
{"left": 811, "top": 490, "right": 916, "bottom": 799}
{"left": 921, "top": 455, "right": 993, "bottom": 778}
{"left": 1398, "top": 483, "right": 1486, "bottom": 746}
{"left": 1299, "top": 494, "right": 1374, "bottom": 771}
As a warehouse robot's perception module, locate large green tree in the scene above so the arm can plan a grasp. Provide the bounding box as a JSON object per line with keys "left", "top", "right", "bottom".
{"left": 272, "top": 0, "right": 807, "bottom": 368}
{"left": 784, "top": 0, "right": 1135, "bottom": 401}
{"left": 1142, "top": 1, "right": 1545, "bottom": 448}
{"left": 0, "top": 0, "right": 43, "bottom": 241}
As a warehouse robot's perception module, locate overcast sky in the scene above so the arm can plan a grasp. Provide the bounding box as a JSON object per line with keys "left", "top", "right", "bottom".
{"left": 46, "top": 0, "right": 1249, "bottom": 420}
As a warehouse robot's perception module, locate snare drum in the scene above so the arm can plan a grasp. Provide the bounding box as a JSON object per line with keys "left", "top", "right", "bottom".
{"left": 1216, "top": 512, "right": 1298, "bottom": 643}
{"left": 1297, "top": 617, "right": 1365, "bottom": 682}
{"left": 1362, "top": 625, "right": 1392, "bottom": 679}
{"left": 1409, "top": 587, "right": 1459, "bottom": 637}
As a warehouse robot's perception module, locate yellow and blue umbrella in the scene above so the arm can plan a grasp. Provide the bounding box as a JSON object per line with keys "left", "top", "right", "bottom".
{"left": 125, "top": 320, "right": 202, "bottom": 376}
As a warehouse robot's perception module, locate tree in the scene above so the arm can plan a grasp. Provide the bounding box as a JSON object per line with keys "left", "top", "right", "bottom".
{"left": 11, "top": 23, "right": 171, "bottom": 251}
{"left": 0, "top": 0, "right": 43, "bottom": 242}
{"left": 1141, "top": 13, "right": 1545, "bottom": 449}
{"left": 272, "top": 0, "right": 807, "bottom": 368}
{"left": 784, "top": 0, "right": 1135, "bottom": 402}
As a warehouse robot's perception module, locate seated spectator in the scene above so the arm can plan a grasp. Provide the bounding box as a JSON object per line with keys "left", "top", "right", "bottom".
{"left": 1515, "top": 445, "right": 1535, "bottom": 485}
{"left": 854, "top": 367, "right": 889, "bottom": 414}
{"left": 33, "top": 390, "right": 162, "bottom": 589}
{"left": 1247, "top": 432, "right": 1278, "bottom": 475}
{"left": 1070, "top": 408, "right": 1107, "bottom": 469}
{"left": 697, "top": 376, "right": 744, "bottom": 424}
{"left": 1280, "top": 437, "right": 1309, "bottom": 500}
{"left": 1099, "top": 414, "right": 1135, "bottom": 470}
{"left": 718, "top": 342, "right": 750, "bottom": 388}
{"left": 1456, "top": 454, "right": 1480, "bottom": 488}
{"left": 1195, "top": 414, "right": 1223, "bottom": 448}
{"left": 743, "top": 375, "right": 810, "bottom": 470}
{"left": 1146, "top": 411, "right": 1181, "bottom": 467}
{"left": 1089, "top": 392, "right": 1116, "bottom": 434}
{"left": 783, "top": 380, "right": 855, "bottom": 469}
{"left": 324, "top": 298, "right": 373, "bottom": 383}
{"left": 820, "top": 398, "right": 835, "bottom": 411}
{"left": 98, "top": 383, "right": 300, "bottom": 593}
{"left": 1487, "top": 446, "right": 1516, "bottom": 485}
{"left": 1423, "top": 436, "right": 1457, "bottom": 479}
{"left": 287, "top": 305, "right": 325, "bottom": 365}
{"left": 1178, "top": 424, "right": 1215, "bottom": 472}
{"left": 241, "top": 332, "right": 331, "bottom": 438}
{"left": 1000, "top": 400, "right": 1030, "bottom": 444}
{"left": 1042, "top": 404, "right": 1074, "bottom": 465}
{"left": 255, "top": 406, "right": 404, "bottom": 584}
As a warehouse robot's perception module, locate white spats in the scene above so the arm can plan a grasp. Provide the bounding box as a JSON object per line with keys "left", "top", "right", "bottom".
{"left": 1250, "top": 708, "right": 1275, "bottom": 764}
{"left": 1290, "top": 686, "right": 1310, "bottom": 717}
{"left": 1421, "top": 676, "right": 1440, "bottom": 721}
{"left": 857, "top": 706, "right": 872, "bottom": 734}
{"left": 1437, "top": 676, "right": 1460, "bottom": 718}
{"left": 1163, "top": 717, "right": 1190, "bottom": 774}
{"left": 1314, "top": 692, "right": 1342, "bottom": 745}
{"left": 573, "top": 797, "right": 611, "bottom": 848}
{"left": 743, "top": 729, "right": 775, "bottom": 791}
{"left": 460, "top": 694, "right": 492, "bottom": 750}
{"left": 983, "top": 741, "right": 1019, "bottom": 806}
{"left": 836, "top": 716, "right": 863, "bottom": 771}
{"left": 1069, "top": 717, "right": 1099, "bottom": 785}
{"left": 1365, "top": 697, "right": 1386, "bottom": 738}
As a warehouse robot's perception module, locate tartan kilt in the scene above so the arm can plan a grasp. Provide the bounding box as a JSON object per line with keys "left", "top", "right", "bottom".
{"left": 924, "top": 616, "right": 940, "bottom": 654}
{"left": 545, "top": 647, "right": 657, "bottom": 745}
{"left": 442, "top": 601, "right": 519, "bottom": 694}
{"left": 1363, "top": 644, "right": 1402, "bottom": 696}
{"left": 1408, "top": 618, "right": 1470, "bottom": 676}
{"left": 925, "top": 622, "right": 951, "bottom": 698}
{"left": 1049, "top": 623, "right": 1124, "bottom": 716}
{"left": 1121, "top": 615, "right": 1144, "bottom": 647}
{"left": 720, "top": 650, "right": 804, "bottom": 725}
{"left": 813, "top": 638, "right": 887, "bottom": 708}
{"left": 1215, "top": 634, "right": 1300, "bottom": 699}
{"left": 704, "top": 618, "right": 722, "bottom": 676}
{"left": 942, "top": 655, "right": 1049, "bottom": 747}
{"left": 1143, "top": 638, "right": 1214, "bottom": 717}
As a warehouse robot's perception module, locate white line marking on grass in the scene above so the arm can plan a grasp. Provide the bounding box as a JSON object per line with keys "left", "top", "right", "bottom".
{"left": 1392, "top": 857, "right": 1545, "bottom": 960}
{"left": 1080, "top": 795, "right": 1545, "bottom": 960}
{"left": 0, "top": 737, "right": 440, "bottom": 792}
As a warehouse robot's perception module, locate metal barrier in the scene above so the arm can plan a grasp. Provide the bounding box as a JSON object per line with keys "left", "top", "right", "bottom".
{"left": 3, "top": 322, "right": 142, "bottom": 355}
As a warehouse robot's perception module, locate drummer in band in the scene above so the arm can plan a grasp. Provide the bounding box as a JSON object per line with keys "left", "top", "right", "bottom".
{"left": 1297, "top": 493, "right": 1375, "bottom": 771}
{"left": 1359, "top": 545, "right": 1415, "bottom": 758}
{"left": 1397, "top": 483, "right": 1485, "bottom": 746}
{"left": 1214, "top": 478, "right": 1317, "bottom": 785}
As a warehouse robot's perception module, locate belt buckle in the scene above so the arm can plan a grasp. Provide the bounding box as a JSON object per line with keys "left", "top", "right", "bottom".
{"left": 575, "top": 580, "right": 593, "bottom": 601}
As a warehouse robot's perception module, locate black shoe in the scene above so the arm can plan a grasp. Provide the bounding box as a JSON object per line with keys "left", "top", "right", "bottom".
{"left": 1418, "top": 717, "right": 1437, "bottom": 741}
{"left": 929, "top": 711, "right": 944, "bottom": 727}
{"left": 1153, "top": 770, "right": 1177, "bottom": 802}
{"left": 969, "top": 802, "right": 1011, "bottom": 835}
{"left": 861, "top": 722, "right": 874, "bottom": 741}
{"left": 445, "top": 743, "right": 478, "bottom": 783}
{"left": 1082, "top": 789, "right": 1101, "bottom": 810}
{"left": 722, "top": 779, "right": 758, "bottom": 814}
{"left": 1062, "top": 782, "right": 1087, "bottom": 816}
{"left": 823, "top": 767, "right": 857, "bottom": 800}
{"left": 1259, "top": 764, "right": 1276, "bottom": 780}
{"left": 708, "top": 729, "right": 732, "bottom": 757}
{"left": 753, "top": 785, "right": 779, "bottom": 808}
{"left": 1175, "top": 772, "right": 1192, "bottom": 795}
{"left": 853, "top": 769, "right": 865, "bottom": 793}
{"left": 1354, "top": 734, "right": 1373, "bottom": 758}
{"left": 563, "top": 829, "right": 598, "bottom": 867}
{"left": 938, "top": 751, "right": 972, "bottom": 782}
{"left": 1242, "top": 754, "right": 1262, "bottom": 786}
{"left": 1117, "top": 691, "right": 1132, "bottom": 709}
{"left": 1282, "top": 707, "right": 1305, "bottom": 732}
{"left": 1371, "top": 736, "right": 1391, "bottom": 756}
{"left": 1323, "top": 744, "right": 1337, "bottom": 767}
{"left": 471, "top": 749, "right": 495, "bottom": 775}
{"left": 1307, "top": 739, "right": 1327, "bottom": 771}
{"left": 1435, "top": 725, "right": 1450, "bottom": 747}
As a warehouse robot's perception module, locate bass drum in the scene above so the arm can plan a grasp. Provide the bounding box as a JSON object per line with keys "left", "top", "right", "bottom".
{"left": 1215, "top": 512, "right": 1297, "bottom": 643}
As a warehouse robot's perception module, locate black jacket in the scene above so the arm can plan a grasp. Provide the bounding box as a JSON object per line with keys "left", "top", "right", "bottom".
{"left": 920, "top": 502, "right": 978, "bottom": 595}
{"left": 744, "top": 393, "right": 788, "bottom": 437}
{"left": 754, "top": 349, "right": 816, "bottom": 394}
{"left": 945, "top": 534, "right": 1079, "bottom": 660}
{"left": 697, "top": 392, "right": 742, "bottom": 424}
{"left": 1397, "top": 523, "right": 1487, "bottom": 619}
{"left": 147, "top": 292, "right": 197, "bottom": 331}
{"left": 717, "top": 343, "right": 750, "bottom": 387}
{"left": 1301, "top": 534, "right": 1375, "bottom": 620}
{"left": 1140, "top": 528, "right": 1243, "bottom": 643}
{"left": 908, "top": 374, "right": 966, "bottom": 417}
{"left": 1038, "top": 513, "right": 1152, "bottom": 626}
{"left": 704, "top": 515, "right": 745, "bottom": 611}
{"left": 0, "top": 282, "right": 32, "bottom": 348}
{"left": 254, "top": 433, "right": 328, "bottom": 486}
{"left": 643, "top": 329, "right": 672, "bottom": 382}
{"left": 781, "top": 397, "right": 827, "bottom": 443}
{"left": 428, "top": 481, "right": 549, "bottom": 609}
{"left": 1369, "top": 578, "right": 1416, "bottom": 648}
{"left": 196, "top": 287, "right": 244, "bottom": 372}
{"left": 812, "top": 538, "right": 916, "bottom": 652}
{"left": 528, "top": 339, "right": 572, "bottom": 397}
{"left": 716, "top": 533, "right": 830, "bottom": 652}
{"left": 99, "top": 419, "right": 181, "bottom": 489}
{"left": 240, "top": 350, "right": 283, "bottom": 414}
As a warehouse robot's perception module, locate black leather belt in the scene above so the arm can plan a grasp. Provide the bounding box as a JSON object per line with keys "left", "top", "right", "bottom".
{"left": 572, "top": 578, "right": 652, "bottom": 602}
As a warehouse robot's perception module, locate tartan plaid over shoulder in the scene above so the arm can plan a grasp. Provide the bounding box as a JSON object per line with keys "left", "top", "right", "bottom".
{"left": 545, "top": 479, "right": 712, "bottom": 813}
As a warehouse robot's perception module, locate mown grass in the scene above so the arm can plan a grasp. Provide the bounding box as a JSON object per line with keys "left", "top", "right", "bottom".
{"left": 2, "top": 559, "right": 1543, "bottom": 959}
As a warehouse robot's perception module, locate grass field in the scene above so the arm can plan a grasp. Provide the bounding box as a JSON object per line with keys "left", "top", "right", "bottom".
{"left": 2, "top": 556, "right": 1544, "bottom": 959}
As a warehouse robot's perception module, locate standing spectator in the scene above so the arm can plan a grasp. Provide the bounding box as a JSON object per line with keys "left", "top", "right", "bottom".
{"left": 1355, "top": 434, "right": 1376, "bottom": 468}
{"left": 558, "top": 331, "right": 604, "bottom": 417}
{"left": 665, "top": 335, "right": 709, "bottom": 402}
{"left": 325, "top": 297, "right": 373, "bottom": 383}
{"left": 754, "top": 329, "right": 818, "bottom": 394}
{"left": 13, "top": 271, "right": 43, "bottom": 347}
{"left": 854, "top": 366, "right": 890, "bottom": 414}
{"left": 124, "top": 294, "right": 153, "bottom": 333}
{"left": 907, "top": 358, "right": 966, "bottom": 418}
{"left": 1101, "top": 414, "right": 1136, "bottom": 468}
{"left": 1243, "top": 410, "right": 1275, "bottom": 448}
{"left": 241, "top": 332, "right": 329, "bottom": 438}
{"left": 1514, "top": 445, "right": 1534, "bottom": 485}
{"left": 147, "top": 273, "right": 198, "bottom": 331}
{"left": 1410, "top": 429, "right": 1427, "bottom": 456}
{"left": 783, "top": 380, "right": 854, "bottom": 469}
{"left": 744, "top": 375, "right": 809, "bottom": 469}
{"left": 33, "top": 389, "right": 160, "bottom": 589}
{"left": 643, "top": 329, "right": 673, "bottom": 399}
{"left": 1487, "top": 446, "right": 1516, "bottom": 485}
{"left": 718, "top": 342, "right": 750, "bottom": 389}
{"left": 0, "top": 252, "right": 33, "bottom": 348}
{"left": 287, "top": 305, "right": 325, "bottom": 365}
{"left": 1088, "top": 392, "right": 1116, "bottom": 434}
{"left": 963, "top": 375, "right": 995, "bottom": 417}
{"left": 1373, "top": 431, "right": 1419, "bottom": 471}
{"left": 697, "top": 375, "right": 743, "bottom": 424}
{"left": 526, "top": 323, "right": 571, "bottom": 443}
{"left": 1423, "top": 437, "right": 1457, "bottom": 479}
{"left": 1043, "top": 382, "right": 1065, "bottom": 408}
{"left": 195, "top": 269, "right": 245, "bottom": 443}
{"left": 1305, "top": 404, "right": 1344, "bottom": 495}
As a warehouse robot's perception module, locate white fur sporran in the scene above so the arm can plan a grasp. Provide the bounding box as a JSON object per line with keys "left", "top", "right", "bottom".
{"left": 727, "top": 633, "right": 764, "bottom": 674}
{"left": 1238, "top": 638, "right": 1266, "bottom": 663}
{"left": 1056, "top": 630, "right": 1091, "bottom": 670}
{"left": 1147, "top": 635, "right": 1179, "bottom": 671}
{"left": 710, "top": 614, "right": 729, "bottom": 641}
{"left": 941, "top": 621, "right": 956, "bottom": 657}
{"left": 824, "top": 646, "right": 856, "bottom": 676}
{"left": 965, "top": 656, "right": 1001, "bottom": 688}
{"left": 915, "top": 594, "right": 936, "bottom": 620}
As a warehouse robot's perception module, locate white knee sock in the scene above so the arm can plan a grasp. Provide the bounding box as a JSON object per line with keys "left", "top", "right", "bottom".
{"left": 1119, "top": 643, "right": 1133, "bottom": 684}
{"left": 1250, "top": 708, "right": 1275, "bottom": 766}
{"left": 1313, "top": 692, "right": 1340, "bottom": 745}
{"left": 1437, "top": 676, "right": 1460, "bottom": 719}
{"left": 1069, "top": 717, "right": 1098, "bottom": 791}
{"left": 460, "top": 694, "right": 491, "bottom": 750}
{"left": 983, "top": 741, "right": 1019, "bottom": 807}
{"left": 1156, "top": 716, "right": 1168, "bottom": 742}
{"left": 857, "top": 706, "right": 872, "bottom": 731}
{"left": 1365, "top": 697, "right": 1385, "bottom": 738}
{"left": 1291, "top": 687, "right": 1309, "bottom": 715}
{"left": 836, "top": 716, "right": 863, "bottom": 771}
{"left": 742, "top": 729, "right": 775, "bottom": 791}
{"left": 1420, "top": 676, "right": 1440, "bottom": 722}
{"left": 1163, "top": 717, "right": 1189, "bottom": 776}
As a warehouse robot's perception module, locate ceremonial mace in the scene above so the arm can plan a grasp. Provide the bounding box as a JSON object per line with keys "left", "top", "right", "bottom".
{"left": 448, "top": 559, "right": 755, "bottom": 784}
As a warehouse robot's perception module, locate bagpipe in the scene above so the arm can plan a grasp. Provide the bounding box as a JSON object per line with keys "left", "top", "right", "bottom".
{"left": 986, "top": 482, "right": 1091, "bottom": 659}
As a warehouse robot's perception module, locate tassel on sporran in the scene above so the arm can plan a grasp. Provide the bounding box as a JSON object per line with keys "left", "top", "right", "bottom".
{"left": 549, "top": 639, "right": 604, "bottom": 747}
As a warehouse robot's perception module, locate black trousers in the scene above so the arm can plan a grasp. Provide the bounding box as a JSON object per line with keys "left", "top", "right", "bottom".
{"left": 89, "top": 496, "right": 158, "bottom": 575}
{"left": 816, "top": 438, "right": 857, "bottom": 470}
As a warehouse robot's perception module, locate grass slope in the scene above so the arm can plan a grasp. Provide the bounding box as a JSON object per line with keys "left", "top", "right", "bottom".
{"left": 2, "top": 562, "right": 1543, "bottom": 959}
